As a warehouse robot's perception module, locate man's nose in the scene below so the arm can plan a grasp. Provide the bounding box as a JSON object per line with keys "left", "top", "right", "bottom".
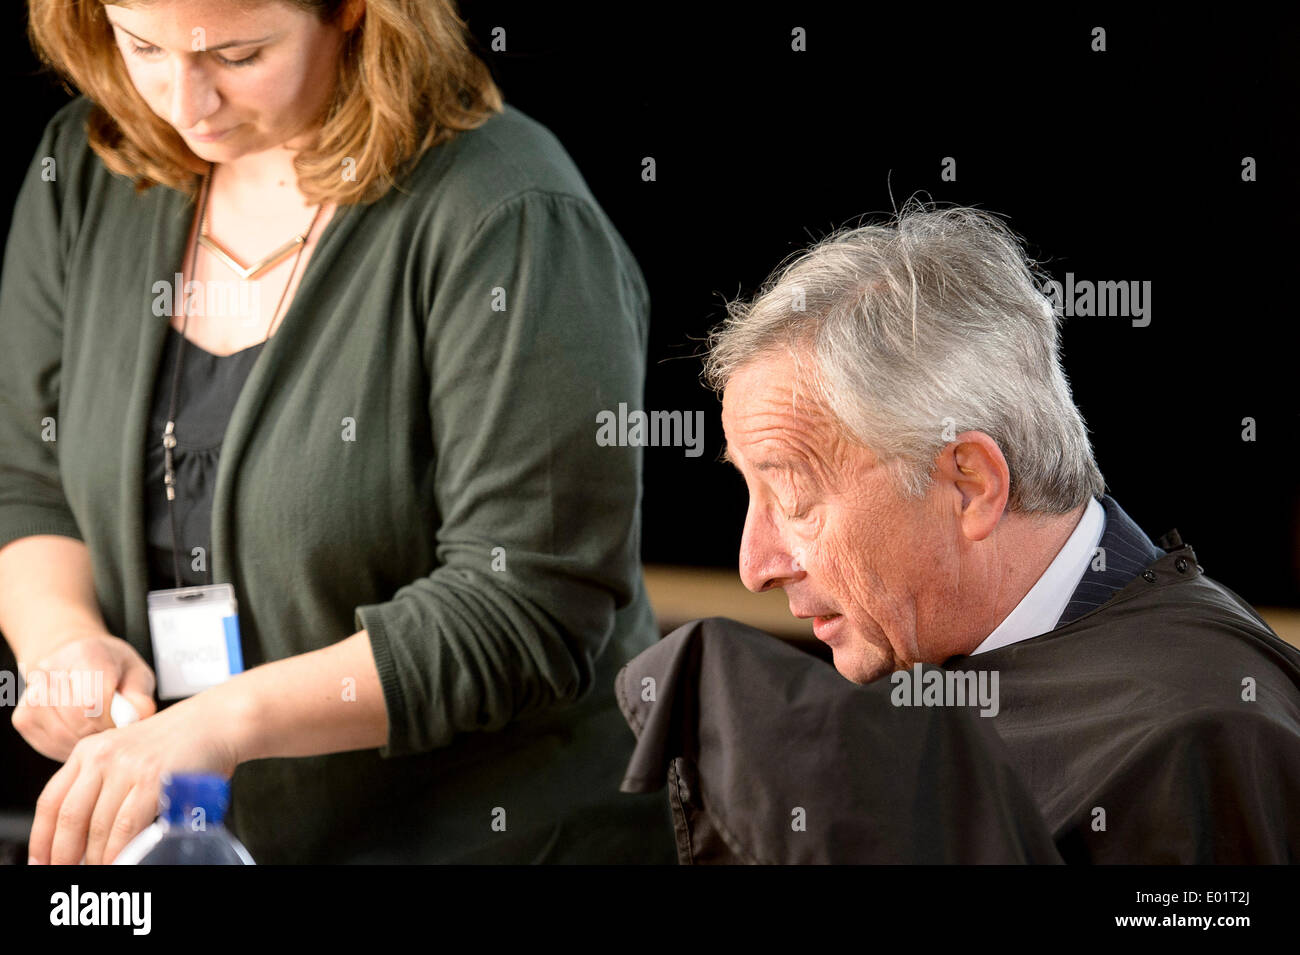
{"left": 168, "top": 58, "right": 219, "bottom": 131}
{"left": 738, "top": 507, "right": 805, "bottom": 593}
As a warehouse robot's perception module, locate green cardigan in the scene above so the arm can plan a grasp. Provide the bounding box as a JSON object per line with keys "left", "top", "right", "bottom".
{"left": 0, "top": 97, "right": 674, "bottom": 862}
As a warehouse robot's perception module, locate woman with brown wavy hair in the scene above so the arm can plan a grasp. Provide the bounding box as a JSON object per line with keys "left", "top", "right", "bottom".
{"left": 0, "top": 0, "right": 673, "bottom": 863}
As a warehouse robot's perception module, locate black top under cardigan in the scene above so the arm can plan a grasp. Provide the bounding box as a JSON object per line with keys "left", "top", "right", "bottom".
{"left": 144, "top": 327, "right": 266, "bottom": 591}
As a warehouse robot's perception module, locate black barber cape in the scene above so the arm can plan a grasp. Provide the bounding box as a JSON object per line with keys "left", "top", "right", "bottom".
{"left": 616, "top": 497, "right": 1300, "bottom": 863}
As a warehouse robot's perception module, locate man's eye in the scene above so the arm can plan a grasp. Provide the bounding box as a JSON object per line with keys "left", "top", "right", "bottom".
{"left": 785, "top": 502, "right": 813, "bottom": 521}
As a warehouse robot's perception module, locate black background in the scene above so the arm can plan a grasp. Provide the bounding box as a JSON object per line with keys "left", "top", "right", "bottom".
{"left": 1, "top": 3, "right": 1296, "bottom": 818}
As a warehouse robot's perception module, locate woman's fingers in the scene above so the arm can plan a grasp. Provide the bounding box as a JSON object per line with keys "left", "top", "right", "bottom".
{"left": 103, "top": 784, "right": 159, "bottom": 865}
{"left": 114, "top": 658, "right": 158, "bottom": 720}
{"left": 47, "top": 758, "right": 107, "bottom": 866}
{"left": 27, "top": 756, "right": 84, "bottom": 863}
{"left": 84, "top": 770, "right": 137, "bottom": 865}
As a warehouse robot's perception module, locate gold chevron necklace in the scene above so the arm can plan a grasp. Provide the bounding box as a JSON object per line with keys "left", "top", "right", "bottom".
{"left": 198, "top": 170, "right": 322, "bottom": 281}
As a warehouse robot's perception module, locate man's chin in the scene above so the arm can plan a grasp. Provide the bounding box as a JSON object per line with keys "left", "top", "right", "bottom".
{"left": 830, "top": 645, "right": 893, "bottom": 685}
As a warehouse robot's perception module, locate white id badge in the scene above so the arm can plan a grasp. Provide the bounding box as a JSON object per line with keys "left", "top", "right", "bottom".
{"left": 146, "top": 583, "right": 244, "bottom": 700}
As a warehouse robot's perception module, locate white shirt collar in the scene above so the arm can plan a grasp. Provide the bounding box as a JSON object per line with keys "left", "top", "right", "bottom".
{"left": 969, "top": 496, "right": 1106, "bottom": 656}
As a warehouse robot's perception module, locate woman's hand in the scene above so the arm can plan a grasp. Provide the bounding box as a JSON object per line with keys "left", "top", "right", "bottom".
{"left": 23, "top": 629, "right": 386, "bottom": 864}
{"left": 12, "top": 630, "right": 158, "bottom": 762}
{"left": 26, "top": 691, "right": 241, "bottom": 865}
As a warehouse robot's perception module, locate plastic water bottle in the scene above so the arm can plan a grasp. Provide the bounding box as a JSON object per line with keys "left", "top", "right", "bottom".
{"left": 112, "top": 772, "right": 255, "bottom": 865}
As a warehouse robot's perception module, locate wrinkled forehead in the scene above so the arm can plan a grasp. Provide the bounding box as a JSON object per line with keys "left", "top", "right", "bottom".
{"left": 720, "top": 356, "right": 839, "bottom": 467}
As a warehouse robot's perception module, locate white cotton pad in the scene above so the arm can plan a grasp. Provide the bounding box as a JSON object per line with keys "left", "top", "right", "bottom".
{"left": 110, "top": 693, "right": 141, "bottom": 728}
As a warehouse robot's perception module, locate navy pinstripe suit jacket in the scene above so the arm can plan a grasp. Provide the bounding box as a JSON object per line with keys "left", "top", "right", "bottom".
{"left": 1055, "top": 494, "right": 1171, "bottom": 627}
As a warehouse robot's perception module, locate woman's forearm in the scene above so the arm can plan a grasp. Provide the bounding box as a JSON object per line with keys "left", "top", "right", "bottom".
{"left": 204, "top": 629, "right": 389, "bottom": 763}
{"left": 0, "top": 534, "right": 111, "bottom": 664}
{"left": 0, "top": 534, "right": 391, "bottom": 761}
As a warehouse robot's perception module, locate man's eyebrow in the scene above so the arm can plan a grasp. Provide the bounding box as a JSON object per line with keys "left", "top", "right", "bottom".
{"left": 719, "top": 443, "right": 808, "bottom": 476}
{"left": 754, "top": 458, "right": 809, "bottom": 475}
{"left": 114, "top": 25, "right": 275, "bottom": 52}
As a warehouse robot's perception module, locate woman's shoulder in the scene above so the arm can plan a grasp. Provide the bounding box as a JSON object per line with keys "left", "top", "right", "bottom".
{"left": 33, "top": 96, "right": 101, "bottom": 179}
{"left": 13, "top": 97, "right": 135, "bottom": 242}
{"left": 26, "top": 95, "right": 158, "bottom": 227}
{"left": 393, "top": 103, "right": 606, "bottom": 230}
{"left": 39, "top": 94, "right": 96, "bottom": 139}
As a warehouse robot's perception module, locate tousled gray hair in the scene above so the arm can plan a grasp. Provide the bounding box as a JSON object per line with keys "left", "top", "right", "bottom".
{"left": 703, "top": 201, "right": 1106, "bottom": 514}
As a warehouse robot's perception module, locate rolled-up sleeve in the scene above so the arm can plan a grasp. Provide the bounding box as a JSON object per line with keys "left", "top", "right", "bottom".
{"left": 0, "top": 110, "right": 85, "bottom": 553}
{"left": 354, "top": 190, "right": 650, "bottom": 758}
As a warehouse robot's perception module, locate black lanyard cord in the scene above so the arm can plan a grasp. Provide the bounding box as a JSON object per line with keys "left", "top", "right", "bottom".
{"left": 163, "top": 163, "right": 214, "bottom": 590}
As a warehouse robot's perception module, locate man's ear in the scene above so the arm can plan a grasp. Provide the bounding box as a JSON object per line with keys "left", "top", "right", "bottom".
{"left": 936, "top": 431, "right": 1010, "bottom": 542}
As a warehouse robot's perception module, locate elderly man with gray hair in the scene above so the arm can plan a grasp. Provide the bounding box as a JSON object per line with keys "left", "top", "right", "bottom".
{"left": 617, "top": 203, "right": 1300, "bottom": 864}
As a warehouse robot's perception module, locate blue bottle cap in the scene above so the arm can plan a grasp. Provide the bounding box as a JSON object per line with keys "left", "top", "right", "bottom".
{"left": 158, "top": 772, "right": 230, "bottom": 828}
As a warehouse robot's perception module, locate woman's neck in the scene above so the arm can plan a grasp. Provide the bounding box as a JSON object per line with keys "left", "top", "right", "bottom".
{"left": 211, "top": 146, "right": 314, "bottom": 214}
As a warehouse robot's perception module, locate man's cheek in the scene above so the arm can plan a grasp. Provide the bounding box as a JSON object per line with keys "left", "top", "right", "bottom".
{"left": 787, "top": 519, "right": 825, "bottom": 573}
{"left": 817, "top": 540, "right": 863, "bottom": 600}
